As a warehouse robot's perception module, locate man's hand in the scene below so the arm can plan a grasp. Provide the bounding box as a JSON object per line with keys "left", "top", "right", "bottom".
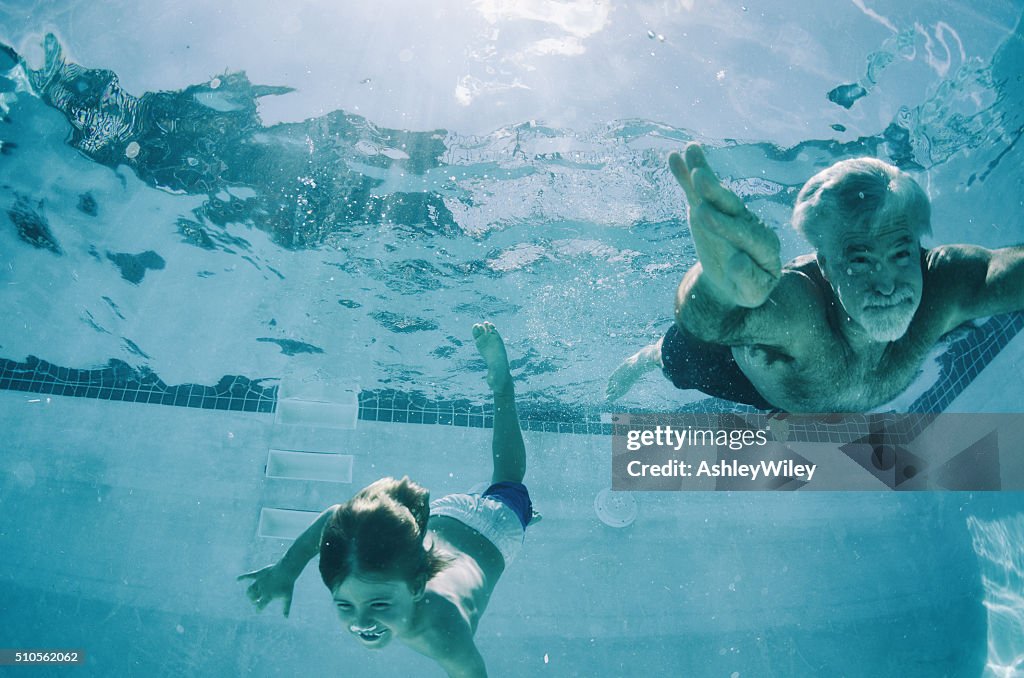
{"left": 670, "top": 144, "right": 781, "bottom": 308}
{"left": 605, "top": 341, "right": 662, "bottom": 402}
{"left": 237, "top": 563, "right": 297, "bottom": 617}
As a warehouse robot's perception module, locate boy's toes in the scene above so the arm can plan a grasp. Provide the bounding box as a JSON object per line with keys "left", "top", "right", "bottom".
{"left": 473, "top": 322, "right": 497, "bottom": 339}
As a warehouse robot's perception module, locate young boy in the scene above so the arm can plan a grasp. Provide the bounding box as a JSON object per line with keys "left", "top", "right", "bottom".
{"left": 238, "top": 322, "right": 532, "bottom": 677}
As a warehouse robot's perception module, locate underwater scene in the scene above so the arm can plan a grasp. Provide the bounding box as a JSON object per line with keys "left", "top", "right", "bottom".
{"left": 2, "top": 1, "right": 1023, "bottom": 676}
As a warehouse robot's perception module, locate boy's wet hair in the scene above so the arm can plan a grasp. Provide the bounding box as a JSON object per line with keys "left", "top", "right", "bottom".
{"left": 793, "top": 157, "right": 932, "bottom": 251}
{"left": 318, "top": 476, "right": 449, "bottom": 592}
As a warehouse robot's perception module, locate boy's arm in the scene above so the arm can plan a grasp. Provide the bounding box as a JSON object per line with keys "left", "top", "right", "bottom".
{"left": 237, "top": 505, "right": 339, "bottom": 616}
{"left": 438, "top": 648, "right": 488, "bottom": 678}
{"left": 278, "top": 505, "right": 339, "bottom": 577}
{"left": 420, "top": 600, "right": 489, "bottom": 678}
{"left": 434, "top": 632, "right": 488, "bottom": 678}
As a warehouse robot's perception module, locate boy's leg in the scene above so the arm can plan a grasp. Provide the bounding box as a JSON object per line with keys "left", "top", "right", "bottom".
{"left": 473, "top": 322, "right": 526, "bottom": 484}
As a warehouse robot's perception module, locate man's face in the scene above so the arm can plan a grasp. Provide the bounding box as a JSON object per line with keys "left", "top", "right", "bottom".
{"left": 820, "top": 218, "right": 924, "bottom": 342}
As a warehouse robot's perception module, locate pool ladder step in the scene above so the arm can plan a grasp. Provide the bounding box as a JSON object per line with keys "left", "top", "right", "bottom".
{"left": 275, "top": 380, "right": 359, "bottom": 429}
{"left": 258, "top": 379, "right": 360, "bottom": 539}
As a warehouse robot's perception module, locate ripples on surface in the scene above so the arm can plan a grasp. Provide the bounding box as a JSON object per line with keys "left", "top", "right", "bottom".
{"left": 0, "top": 8, "right": 1022, "bottom": 408}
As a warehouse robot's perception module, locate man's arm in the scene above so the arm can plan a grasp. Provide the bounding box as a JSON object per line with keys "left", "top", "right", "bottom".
{"left": 670, "top": 144, "right": 787, "bottom": 345}
{"left": 929, "top": 244, "right": 1024, "bottom": 331}
{"left": 675, "top": 264, "right": 755, "bottom": 342}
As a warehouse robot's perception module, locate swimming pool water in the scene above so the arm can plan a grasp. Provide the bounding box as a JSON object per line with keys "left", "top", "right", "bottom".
{"left": 2, "top": 2, "right": 1024, "bottom": 676}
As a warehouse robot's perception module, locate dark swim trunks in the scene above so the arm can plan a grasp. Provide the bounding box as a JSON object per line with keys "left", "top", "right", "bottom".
{"left": 482, "top": 481, "right": 533, "bottom": 529}
{"left": 660, "top": 323, "right": 774, "bottom": 410}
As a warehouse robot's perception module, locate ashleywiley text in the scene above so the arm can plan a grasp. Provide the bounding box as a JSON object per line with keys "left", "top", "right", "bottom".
{"left": 625, "top": 457, "right": 816, "bottom": 481}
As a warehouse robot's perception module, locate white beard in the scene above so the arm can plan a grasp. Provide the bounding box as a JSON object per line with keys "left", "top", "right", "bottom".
{"left": 839, "top": 287, "right": 919, "bottom": 342}
{"left": 857, "top": 305, "right": 916, "bottom": 341}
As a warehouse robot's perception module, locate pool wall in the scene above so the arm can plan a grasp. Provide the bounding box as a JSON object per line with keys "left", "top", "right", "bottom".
{"left": 0, "top": 387, "right": 997, "bottom": 676}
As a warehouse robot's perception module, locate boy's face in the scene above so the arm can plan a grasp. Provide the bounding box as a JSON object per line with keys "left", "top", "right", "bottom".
{"left": 332, "top": 570, "right": 421, "bottom": 649}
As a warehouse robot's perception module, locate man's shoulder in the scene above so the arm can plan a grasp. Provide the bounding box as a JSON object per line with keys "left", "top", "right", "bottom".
{"left": 922, "top": 245, "right": 993, "bottom": 298}
{"left": 912, "top": 245, "right": 1000, "bottom": 338}
{"left": 924, "top": 244, "right": 991, "bottom": 270}
{"left": 775, "top": 254, "right": 828, "bottom": 304}
{"left": 734, "top": 254, "right": 829, "bottom": 347}
{"left": 785, "top": 253, "right": 819, "bottom": 271}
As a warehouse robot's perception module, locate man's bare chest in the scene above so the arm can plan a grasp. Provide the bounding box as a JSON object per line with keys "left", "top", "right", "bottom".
{"left": 734, "top": 336, "right": 933, "bottom": 412}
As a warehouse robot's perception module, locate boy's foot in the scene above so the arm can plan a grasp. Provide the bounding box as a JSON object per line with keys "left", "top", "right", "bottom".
{"left": 473, "top": 322, "right": 513, "bottom": 394}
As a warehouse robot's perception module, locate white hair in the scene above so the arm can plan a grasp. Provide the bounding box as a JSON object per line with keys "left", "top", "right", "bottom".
{"left": 792, "top": 158, "right": 931, "bottom": 251}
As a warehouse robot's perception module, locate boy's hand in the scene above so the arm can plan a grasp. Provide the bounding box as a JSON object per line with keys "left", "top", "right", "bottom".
{"left": 237, "top": 564, "right": 296, "bottom": 617}
{"left": 670, "top": 144, "right": 781, "bottom": 308}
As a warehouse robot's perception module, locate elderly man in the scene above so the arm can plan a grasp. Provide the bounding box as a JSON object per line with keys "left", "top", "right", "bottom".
{"left": 607, "top": 144, "right": 1024, "bottom": 412}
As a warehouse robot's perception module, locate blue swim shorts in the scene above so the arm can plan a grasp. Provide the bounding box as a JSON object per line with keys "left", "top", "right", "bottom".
{"left": 430, "top": 482, "right": 533, "bottom": 565}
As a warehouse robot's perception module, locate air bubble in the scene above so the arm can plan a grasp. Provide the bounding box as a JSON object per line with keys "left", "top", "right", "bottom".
{"left": 125, "top": 141, "right": 140, "bottom": 159}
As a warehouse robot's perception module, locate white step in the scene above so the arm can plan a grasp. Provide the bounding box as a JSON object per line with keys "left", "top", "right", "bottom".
{"left": 257, "top": 507, "right": 321, "bottom": 540}
{"left": 265, "top": 449, "right": 354, "bottom": 483}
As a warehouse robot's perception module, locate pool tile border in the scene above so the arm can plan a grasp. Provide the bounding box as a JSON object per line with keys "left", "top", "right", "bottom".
{"left": 1, "top": 312, "right": 1020, "bottom": 434}
{"left": 0, "top": 356, "right": 277, "bottom": 413}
